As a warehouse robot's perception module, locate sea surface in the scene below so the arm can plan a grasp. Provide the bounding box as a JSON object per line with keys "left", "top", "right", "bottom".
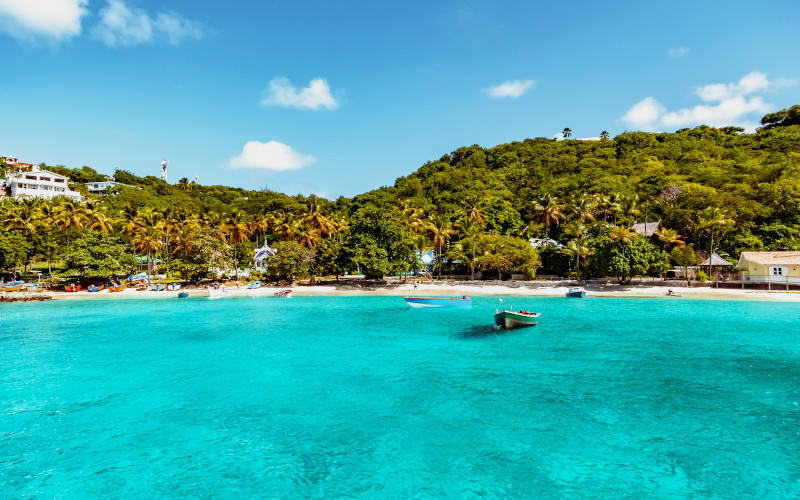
{"left": 1, "top": 295, "right": 799, "bottom": 498}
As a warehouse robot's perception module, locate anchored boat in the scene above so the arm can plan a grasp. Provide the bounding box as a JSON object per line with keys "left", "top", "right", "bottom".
{"left": 404, "top": 296, "right": 472, "bottom": 308}
{"left": 565, "top": 287, "right": 586, "bottom": 298}
{"left": 274, "top": 289, "right": 293, "bottom": 298}
{"left": 494, "top": 308, "right": 540, "bottom": 330}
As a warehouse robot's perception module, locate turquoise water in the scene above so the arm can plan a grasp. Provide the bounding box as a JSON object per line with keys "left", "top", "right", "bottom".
{"left": 1, "top": 295, "right": 799, "bottom": 498}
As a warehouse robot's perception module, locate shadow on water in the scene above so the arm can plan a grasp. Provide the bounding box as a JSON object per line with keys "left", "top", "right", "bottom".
{"left": 453, "top": 325, "right": 522, "bottom": 339}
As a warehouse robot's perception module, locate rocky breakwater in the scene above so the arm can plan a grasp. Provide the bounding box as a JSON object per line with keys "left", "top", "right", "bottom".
{"left": 0, "top": 291, "right": 53, "bottom": 302}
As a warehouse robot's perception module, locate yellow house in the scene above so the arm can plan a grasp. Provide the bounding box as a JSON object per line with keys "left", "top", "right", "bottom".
{"left": 737, "top": 251, "right": 800, "bottom": 284}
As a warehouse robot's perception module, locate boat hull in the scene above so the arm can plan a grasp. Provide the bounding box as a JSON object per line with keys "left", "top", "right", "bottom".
{"left": 494, "top": 310, "right": 539, "bottom": 330}
{"left": 404, "top": 296, "right": 472, "bottom": 308}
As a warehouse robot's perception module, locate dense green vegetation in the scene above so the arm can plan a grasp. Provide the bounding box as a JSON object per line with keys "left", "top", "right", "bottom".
{"left": 2, "top": 106, "right": 800, "bottom": 283}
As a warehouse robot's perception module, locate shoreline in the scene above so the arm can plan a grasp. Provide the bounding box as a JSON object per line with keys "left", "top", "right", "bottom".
{"left": 9, "top": 281, "right": 799, "bottom": 302}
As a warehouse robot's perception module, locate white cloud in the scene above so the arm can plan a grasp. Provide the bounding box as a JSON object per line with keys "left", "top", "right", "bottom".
{"left": 229, "top": 141, "right": 316, "bottom": 171}
{"left": 621, "top": 97, "right": 666, "bottom": 131}
{"left": 0, "top": 0, "right": 87, "bottom": 40}
{"left": 668, "top": 47, "right": 689, "bottom": 58}
{"left": 260, "top": 77, "right": 339, "bottom": 110}
{"left": 622, "top": 72, "right": 795, "bottom": 132}
{"left": 695, "top": 71, "right": 769, "bottom": 102}
{"left": 484, "top": 80, "right": 535, "bottom": 99}
{"left": 93, "top": 0, "right": 205, "bottom": 47}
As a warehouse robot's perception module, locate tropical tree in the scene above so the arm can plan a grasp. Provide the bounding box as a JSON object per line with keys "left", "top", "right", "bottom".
{"left": 55, "top": 201, "right": 89, "bottom": 246}
{"left": 670, "top": 244, "right": 696, "bottom": 286}
{"left": 562, "top": 127, "right": 572, "bottom": 139}
{"left": 532, "top": 193, "right": 565, "bottom": 239}
{"left": 425, "top": 213, "right": 455, "bottom": 278}
{"left": 600, "top": 130, "right": 610, "bottom": 140}
{"left": 132, "top": 225, "right": 165, "bottom": 277}
{"left": 658, "top": 228, "right": 685, "bottom": 249}
{"left": 177, "top": 177, "right": 192, "bottom": 191}
{"left": 698, "top": 206, "right": 735, "bottom": 279}
{"left": 221, "top": 210, "right": 252, "bottom": 279}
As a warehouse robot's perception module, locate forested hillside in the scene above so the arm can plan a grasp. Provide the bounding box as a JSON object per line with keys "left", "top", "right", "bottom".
{"left": 2, "top": 105, "right": 800, "bottom": 282}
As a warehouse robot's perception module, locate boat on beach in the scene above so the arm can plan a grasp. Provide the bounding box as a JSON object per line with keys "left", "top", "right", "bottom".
{"left": 166, "top": 282, "right": 182, "bottom": 291}
{"left": 1, "top": 281, "right": 25, "bottom": 292}
{"left": 274, "top": 289, "right": 293, "bottom": 298}
{"left": 565, "top": 287, "right": 586, "bottom": 298}
{"left": 109, "top": 283, "right": 128, "bottom": 292}
{"left": 64, "top": 283, "right": 81, "bottom": 292}
{"left": 126, "top": 272, "right": 148, "bottom": 283}
{"left": 87, "top": 283, "right": 105, "bottom": 293}
{"left": 247, "top": 281, "right": 261, "bottom": 289}
{"left": 404, "top": 296, "right": 472, "bottom": 308}
{"left": 150, "top": 283, "right": 166, "bottom": 292}
{"left": 494, "top": 308, "right": 540, "bottom": 330}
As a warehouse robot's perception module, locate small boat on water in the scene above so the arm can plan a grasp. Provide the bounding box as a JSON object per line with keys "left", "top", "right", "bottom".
{"left": 87, "top": 283, "right": 105, "bottom": 293}
{"left": 274, "top": 289, "right": 293, "bottom": 298}
{"left": 247, "top": 281, "right": 261, "bottom": 289}
{"left": 177, "top": 291, "right": 189, "bottom": 298}
{"left": 494, "top": 308, "right": 540, "bottom": 330}
{"left": 565, "top": 287, "right": 586, "bottom": 298}
{"left": 404, "top": 296, "right": 472, "bottom": 308}
{"left": 64, "top": 283, "right": 81, "bottom": 292}
{"left": 166, "top": 282, "right": 182, "bottom": 291}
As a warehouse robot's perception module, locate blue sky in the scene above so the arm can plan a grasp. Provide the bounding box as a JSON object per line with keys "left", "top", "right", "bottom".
{"left": 1, "top": 1, "right": 798, "bottom": 199}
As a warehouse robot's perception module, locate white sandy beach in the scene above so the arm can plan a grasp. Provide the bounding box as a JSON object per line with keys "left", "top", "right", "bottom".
{"left": 39, "top": 281, "right": 800, "bottom": 302}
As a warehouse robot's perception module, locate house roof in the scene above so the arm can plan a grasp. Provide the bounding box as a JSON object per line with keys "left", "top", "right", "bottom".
{"left": 630, "top": 220, "right": 662, "bottom": 237}
{"left": 737, "top": 251, "right": 800, "bottom": 267}
{"left": 699, "top": 252, "right": 734, "bottom": 267}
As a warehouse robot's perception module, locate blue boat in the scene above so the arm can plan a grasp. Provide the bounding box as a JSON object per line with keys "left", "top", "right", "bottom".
{"left": 565, "top": 287, "right": 586, "bottom": 298}
{"left": 247, "top": 281, "right": 261, "bottom": 289}
{"left": 404, "top": 296, "right": 472, "bottom": 308}
{"left": 150, "top": 283, "right": 166, "bottom": 292}
{"left": 177, "top": 292, "right": 189, "bottom": 298}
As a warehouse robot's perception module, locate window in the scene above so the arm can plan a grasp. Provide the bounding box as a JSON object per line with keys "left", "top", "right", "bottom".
{"left": 55, "top": 179, "right": 65, "bottom": 183}
{"left": 771, "top": 267, "right": 784, "bottom": 276}
{"left": 25, "top": 175, "right": 37, "bottom": 180}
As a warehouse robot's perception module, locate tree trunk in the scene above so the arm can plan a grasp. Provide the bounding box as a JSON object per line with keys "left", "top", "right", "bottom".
{"left": 471, "top": 236, "right": 476, "bottom": 280}
{"left": 709, "top": 227, "right": 715, "bottom": 280}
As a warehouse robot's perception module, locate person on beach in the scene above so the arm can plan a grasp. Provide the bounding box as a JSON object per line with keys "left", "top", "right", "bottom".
{"left": 413, "top": 281, "right": 418, "bottom": 291}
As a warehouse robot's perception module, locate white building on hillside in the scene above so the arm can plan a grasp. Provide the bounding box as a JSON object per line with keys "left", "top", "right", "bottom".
{"left": 3, "top": 164, "right": 82, "bottom": 201}
{"left": 86, "top": 180, "right": 123, "bottom": 194}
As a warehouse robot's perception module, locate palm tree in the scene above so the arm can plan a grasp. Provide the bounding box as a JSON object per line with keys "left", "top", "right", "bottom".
{"left": 133, "top": 225, "right": 165, "bottom": 277}
{"left": 177, "top": 177, "right": 192, "bottom": 191}
{"left": 84, "top": 202, "right": 114, "bottom": 234}
{"left": 454, "top": 216, "right": 483, "bottom": 280}
{"left": 425, "top": 214, "right": 454, "bottom": 279}
{"left": 600, "top": 131, "right": 610, "bottom": 140}
{"left": 172, "top": 224, "right": 198, "bottom": 257}
{"left": 462, "top": 194, "right": 486, "bottom": 226}
{"left": 609, "top": 226, "right": 634, "bottom": 245}
{"left": 117, "top": 204, "right": 142, "bottom": 255}
{"left": 562, "top": 221, "right": 584, "bottom": 278}
{"left": 562, "top": 127, "right": 572, "bottom": 139}
{"left": 4, "top": 200, "right": 40, "bottom": 273}
{"left": 532, "top": 193, "right": 565, "bottom": 239}
{"left": 699, "top": 207, "right": 735, "bottom": 279}
{"left": 658, "top": 228, "right": 685, "bottom": 249}
{"left": 222, "top": 210, "right": 252, "bottom": 279}
{"left": 304, "top": 202, "right": 334, "bottom": 238}
{"left": 54, "top": 201, "right": 89, "bottom": 246}
{"left": 272, "top": 211, "right": 296, "bottom": 242}
{"left": 38, "top": 202, "right": 58, "bottom": 274}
